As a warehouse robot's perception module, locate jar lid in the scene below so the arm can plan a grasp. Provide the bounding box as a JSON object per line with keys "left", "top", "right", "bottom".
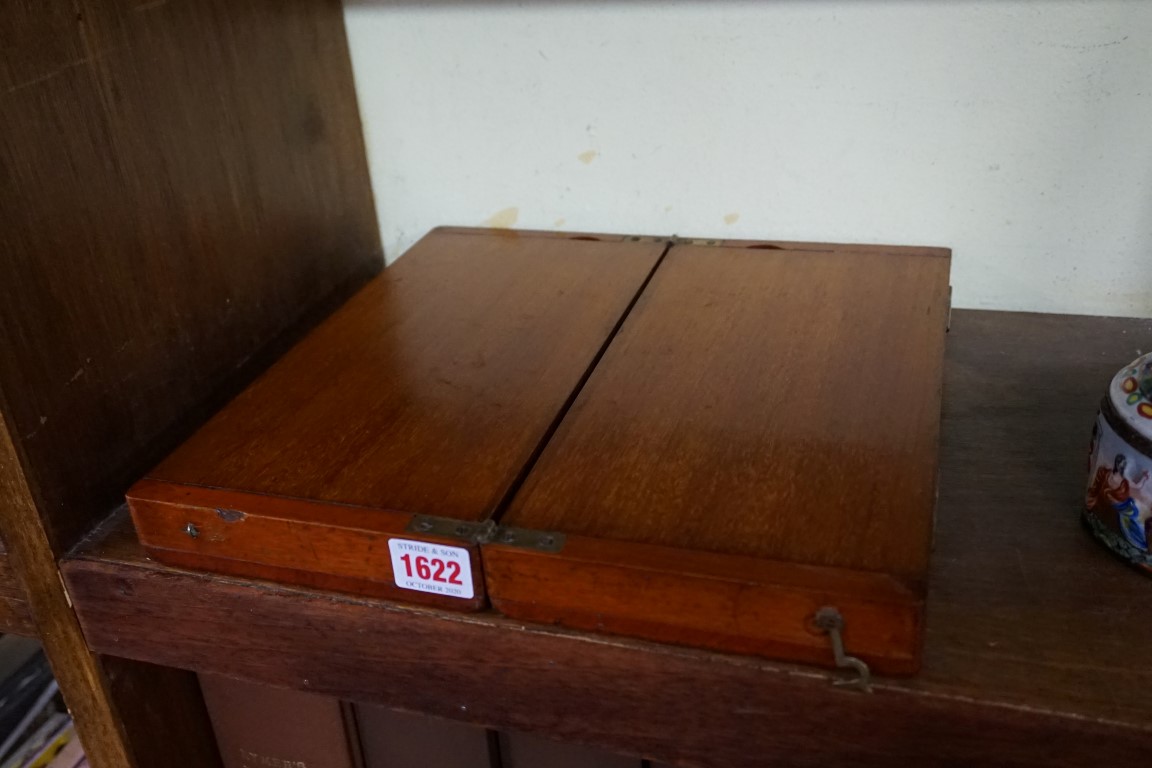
{"left": 1109, "top": 352, "right": 1152, "bottom": 435}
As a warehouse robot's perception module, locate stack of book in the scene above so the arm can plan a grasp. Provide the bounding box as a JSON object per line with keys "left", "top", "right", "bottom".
{"left": 0, "top": 636, "right": 85, "bottom": 768}
{"left": 201, "top": 674, "right": 643, "bottom": 768}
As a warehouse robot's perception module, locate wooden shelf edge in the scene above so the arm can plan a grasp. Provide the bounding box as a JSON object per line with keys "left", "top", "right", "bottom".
{"left": 62, "top": 509, "right": 1150, "bottom": 767}
{"left": 54, "top": 309, "right": 1152, "bottom": 766}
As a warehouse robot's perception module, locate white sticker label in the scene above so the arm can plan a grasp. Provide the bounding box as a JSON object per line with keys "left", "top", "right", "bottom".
{"left": 388, "top": 538, "right": 475, "bottom": 599}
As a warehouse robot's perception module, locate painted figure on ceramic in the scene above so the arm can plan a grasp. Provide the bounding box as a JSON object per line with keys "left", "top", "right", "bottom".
{"left": 1083, "top": 408, "right": 1152, "bottom": 572}
{"left": 1085, "top": 453, "right": 1149, "bottom": 549}
{"left": 1083, "top": 352, "right": 1152, "bottom": 573}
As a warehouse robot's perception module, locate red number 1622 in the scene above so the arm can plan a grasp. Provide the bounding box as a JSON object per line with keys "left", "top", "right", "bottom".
{"left": 399, "top": 553, "right": 463, "bottom": 585}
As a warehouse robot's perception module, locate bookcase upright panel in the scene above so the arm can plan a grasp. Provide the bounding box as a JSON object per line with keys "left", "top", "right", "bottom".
{"left": 0, "top": 0, "right": 381, "bottom": 765}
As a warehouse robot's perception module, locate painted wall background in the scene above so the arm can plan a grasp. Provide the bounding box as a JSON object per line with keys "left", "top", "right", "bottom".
{"left": 344, "top": 0, "right": 1152, "bottom": 316}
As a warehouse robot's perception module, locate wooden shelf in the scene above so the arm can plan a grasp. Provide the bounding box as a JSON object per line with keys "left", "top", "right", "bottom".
{"left": 60, "top": 309, "right": 1152, "bottom": 766}
{"left": 0, "top": 542, "right": 34, "bottom": 637}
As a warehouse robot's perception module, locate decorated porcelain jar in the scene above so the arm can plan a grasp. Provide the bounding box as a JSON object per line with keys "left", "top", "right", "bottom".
{"left": 1084, "top": 353, "right": 1152, "bottom": 573}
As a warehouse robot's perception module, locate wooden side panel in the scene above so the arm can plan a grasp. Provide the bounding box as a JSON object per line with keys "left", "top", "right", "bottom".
{"left": 0, "top": 0, "right": 380, "bottom": 765}
{"left": 2, "top": 418, "right": 222, "bottom": 768}
{"left": 129, "top": 484, "right": 485, "bottom": 610}
{"left": 504, "top": 245, "right": 951, "bottom": 577}
{"left": 0, "top": 416, "right": 131, "bottom": 768}
{"left": 482, "top": 535, "right": 922, "bottom": 676}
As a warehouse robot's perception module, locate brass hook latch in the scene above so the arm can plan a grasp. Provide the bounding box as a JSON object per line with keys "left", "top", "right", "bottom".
{"left": 813, "top": 606, "right": 872, "bottom": 693}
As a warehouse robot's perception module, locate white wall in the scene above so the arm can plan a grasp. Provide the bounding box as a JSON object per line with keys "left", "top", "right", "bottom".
{"left": 344, "top": 1, "right": 1152, "bottom": 317}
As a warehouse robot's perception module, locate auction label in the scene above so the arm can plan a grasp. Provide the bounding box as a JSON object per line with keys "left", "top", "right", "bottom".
{"left": 388, "top": 538, "right": 474, "bottom": 599}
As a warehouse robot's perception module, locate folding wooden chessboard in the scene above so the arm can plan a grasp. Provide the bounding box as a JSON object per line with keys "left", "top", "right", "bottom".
{"left": 129, "top": 227, "right": 950, "bottom": 676}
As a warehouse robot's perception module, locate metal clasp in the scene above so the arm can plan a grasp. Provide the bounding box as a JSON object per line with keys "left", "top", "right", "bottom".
{"left": 813, "top": 606, "right": 872, "bottom": 693}
{"left": 405, "top": 515, "right": 564, "bottom": 553}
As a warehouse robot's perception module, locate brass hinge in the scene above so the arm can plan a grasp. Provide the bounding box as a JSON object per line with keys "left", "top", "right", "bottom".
{"left": 672, "top": 236, "right": 723, "bottom": 247}
{"left": 405, "top": 516, "right": 565, "bottom": 553}
{"left": 486, "top": 525, "right": 565, "bottom": 553}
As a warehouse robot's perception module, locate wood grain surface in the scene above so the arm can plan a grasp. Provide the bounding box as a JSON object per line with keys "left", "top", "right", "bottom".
{"left": 492, "top": 243, "right": 950, "bottom": 670}
{"left": 63, "top": 310, "right": 1152, "bottom": 766}
{"left": 1, "top": 0, "right": 379, "bottom": 765}
{"left": 907, "top": 309, "right": 1152, "bottom": 725}
{"left": 504, "top": 244, "right": 951, "bottom": 574}
{"left": 145, "top": 230, "right": 664, "bottom": 518}
{"left": 131, "top": 231, "right": 664, "bottom": 602}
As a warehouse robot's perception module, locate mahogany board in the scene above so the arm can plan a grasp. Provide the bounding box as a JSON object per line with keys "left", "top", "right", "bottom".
{"left": 487, "top": 241, "right": 952, "bottom": 675}
{"left": 128, "top": 228, "right": 665, "bottom": 609}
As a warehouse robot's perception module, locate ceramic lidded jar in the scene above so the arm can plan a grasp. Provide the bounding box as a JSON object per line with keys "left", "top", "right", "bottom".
{"left": 1084, "top": 353, "right": 1152, "bottom": 573}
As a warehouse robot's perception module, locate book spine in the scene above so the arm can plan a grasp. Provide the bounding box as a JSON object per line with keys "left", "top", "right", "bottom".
{"left": 497, "top": 731, "right": 642, "bottom": 768}
{"left": 354, "top": 705, "right": 494, "bottom": 768}
{"left": 199, "top": 674, "right": 361, "bottom": 768}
